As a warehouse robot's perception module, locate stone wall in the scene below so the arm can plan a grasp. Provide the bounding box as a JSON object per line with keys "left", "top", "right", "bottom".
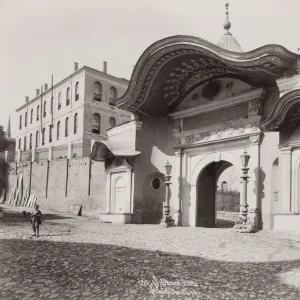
{"left": 5, "top": 157, "right": 106, "bottom": 218}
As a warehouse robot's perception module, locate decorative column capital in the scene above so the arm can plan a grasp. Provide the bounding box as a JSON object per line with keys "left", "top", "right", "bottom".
{"left": 174, "top": 148, "right": 182, "bottom": 157}
{"left": 249, "top": 133, "right": 263, "bottom": 146}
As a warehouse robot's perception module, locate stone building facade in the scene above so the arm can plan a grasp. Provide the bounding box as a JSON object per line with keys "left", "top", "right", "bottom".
{"left": 88, "top": 5, "right": 300, "bottom": 231}
{"left": 15, "top": 63, "right": 132, "bottom": 160}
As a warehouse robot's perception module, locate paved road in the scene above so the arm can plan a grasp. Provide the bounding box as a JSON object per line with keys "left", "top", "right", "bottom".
{"left": 1, "top": 214, "right": 300, "bottom": 299}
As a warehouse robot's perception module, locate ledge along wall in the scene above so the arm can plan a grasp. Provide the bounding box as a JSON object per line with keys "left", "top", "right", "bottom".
{"left": 6, "top": 157, "right": 106, "bottom": 217}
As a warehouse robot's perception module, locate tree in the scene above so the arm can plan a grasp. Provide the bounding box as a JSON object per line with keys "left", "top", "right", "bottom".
{"left": 0, "top": 125, "right": 9, "bottom": 198}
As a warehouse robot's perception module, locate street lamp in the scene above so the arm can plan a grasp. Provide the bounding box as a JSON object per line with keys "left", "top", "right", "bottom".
{"left": 159, "top": 161, "right": 174, "bottom": 227}
{"left": 234, "top": 149, "right": 253, "bottom": 233}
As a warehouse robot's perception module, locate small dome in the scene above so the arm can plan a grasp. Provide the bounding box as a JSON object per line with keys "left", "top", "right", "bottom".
{"left": 216, "top": 32, "right": 244, "bottom": 53}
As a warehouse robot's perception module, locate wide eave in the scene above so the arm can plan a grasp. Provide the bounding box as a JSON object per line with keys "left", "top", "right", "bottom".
{"left": 116, "top": 35, "right": 300, "bottom": 117}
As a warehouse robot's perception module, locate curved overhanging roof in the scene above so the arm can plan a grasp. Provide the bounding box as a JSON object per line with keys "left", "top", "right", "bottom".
{"left": 116, "top": 35, "right": 299, "bottom": 117}
{"left": 90, "top": 141, "right": 141, "bottom": 162}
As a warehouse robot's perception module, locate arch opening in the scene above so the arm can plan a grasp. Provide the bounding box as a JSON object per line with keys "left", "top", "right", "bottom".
{"left": 196, "top": 160, "right": 240, "bottom": 228}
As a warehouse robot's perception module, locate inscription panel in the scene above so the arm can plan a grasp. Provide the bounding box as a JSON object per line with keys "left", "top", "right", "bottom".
{"left": 183, "top": 103, "right": 248, "bottom": 132}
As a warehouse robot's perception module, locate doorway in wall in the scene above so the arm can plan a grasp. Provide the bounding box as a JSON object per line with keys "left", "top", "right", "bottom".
{"left": 197, "top": 161, "right": 240, "bottom": 228}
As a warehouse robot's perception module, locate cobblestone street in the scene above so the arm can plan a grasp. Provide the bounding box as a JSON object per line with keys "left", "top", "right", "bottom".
{"left": 1, "top": 210, "right": 300, "bottom": 299}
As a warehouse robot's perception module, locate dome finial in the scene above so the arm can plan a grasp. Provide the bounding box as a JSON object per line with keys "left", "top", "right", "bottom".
{"left": 223, "top": 1, "right": 231, "bottom": 33}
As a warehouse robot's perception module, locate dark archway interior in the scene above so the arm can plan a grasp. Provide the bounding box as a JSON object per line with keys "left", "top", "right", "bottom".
{"left": 197, "top": 161, "right": 240, "bottom": 228}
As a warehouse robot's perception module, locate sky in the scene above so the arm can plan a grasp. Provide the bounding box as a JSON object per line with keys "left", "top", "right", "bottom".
{"left": 1, "top": 0, "right": 300, "bottom": 137}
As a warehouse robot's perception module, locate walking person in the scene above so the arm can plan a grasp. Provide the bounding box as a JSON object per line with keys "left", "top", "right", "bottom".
{"left": 31, "top": 204, "right": 42, "bottom": 237}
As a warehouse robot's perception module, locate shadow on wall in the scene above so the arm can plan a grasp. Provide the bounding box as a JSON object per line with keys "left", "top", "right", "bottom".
{"left": 141, "top": 172, "right": 166, "bottom": 224}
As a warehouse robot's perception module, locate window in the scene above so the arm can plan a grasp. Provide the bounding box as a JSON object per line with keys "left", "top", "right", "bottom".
{"left": 29, "top": 133, "right": 32, "bottom": 150}
{"left": 18, "top": 139, "right": 21, "bottom": 150}
{"left": 109, "top": 117, "right": 116, "bottom": 128}
{"left": 24, "top": 136, "right": 27, "bottom": 151}
{"left": 92, "top": 113, "right": 100, "bottom": 134}
{"left": 19, "top": 115, "right": 22, "bottom": 129}
{"left": 151, "top": 178, "right": 161, "bottom": 190}
{"left": 75, "top": 82, "right": 79, "bottom": 101}
{"left": 25, "top": 112, "right": 28, "bottom": 127}
{"left": 58, "top": 93, "right": 61, "bottom": 110}
{"left": 57, "top": 121, "right": 60, "bottom": 140}
{"left": 42, "top": 128, "right": 45, "bottom": 145}
{"left": 30, "top": 109, "right": 33, "bottom": 124}
{"left": 65, "top": 117, "right": 69, "bottom": 137}
{"left": 109, "top": 87, "right": 117, "bottom": 102}
{"left": 74, "top": 113, "right": 78, "bottom": 134}
{"left": 94, "top": 82, "right": 102, "bottom": 101}
{"left": 49, "top": 125, "right": 53, "bottom": 143}
{"left": 43, "top": 101, "right": 46, "bottom": 118}
{"left": 35, "top": 131, "right": 39, "bottom": 147}
{"left": 51, "top": 97, "right": 54, "bottom": 114}
{"left": 66, "top": 87, "right": 70, "bottom": 106}
{"left": 36, "top": 105, "right": 40, "bottom": 121}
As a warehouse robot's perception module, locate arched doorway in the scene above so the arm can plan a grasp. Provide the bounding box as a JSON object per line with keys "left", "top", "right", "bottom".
{"left": 197, "top": 160, "right": 240, "bottom": 228}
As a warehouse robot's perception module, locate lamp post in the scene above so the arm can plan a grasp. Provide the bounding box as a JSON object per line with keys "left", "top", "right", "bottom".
{"left": 160, "top": 161, "right": 174, "bottom": 227}
{"left": 234, "top": 150, "right": 254, "bottom": 233}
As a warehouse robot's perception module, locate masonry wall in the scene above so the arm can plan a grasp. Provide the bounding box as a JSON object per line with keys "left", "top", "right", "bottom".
{"left": 6, "top": 157, "right": 106, "bottom": 218}
{"left": 133, "top": 115, "right": 175, "bottom": 223}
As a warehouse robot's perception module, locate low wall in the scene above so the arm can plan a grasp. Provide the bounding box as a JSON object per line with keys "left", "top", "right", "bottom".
{"left": 5, "top": 157, "right": 106, "bottom": 218}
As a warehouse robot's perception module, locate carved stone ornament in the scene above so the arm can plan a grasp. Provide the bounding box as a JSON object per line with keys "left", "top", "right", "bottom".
{"left": 249, "top": 134, "right": 263, "bottom": 146}
{"left": 172, "top": 119, "right": 182, "bottom": 134}
{"left": 238, "top": 125, "right": 245, "bottom": 134}
{"left": 227, "top": 127, "right": 235, "bottom": 136}
{"left": 216, "top": 129, "right": 225, "bottom": 138}
{"left": 174, "top": 137, "right": 181, "bottom": 146}
{"left": 251, "top": 123, "right": 260, "bottom": 132}
{"left": 185, "top": 135, "right": 193, "bottom": 144}
{"left": 248, "top": 99, "right": 261, "bottom": 117}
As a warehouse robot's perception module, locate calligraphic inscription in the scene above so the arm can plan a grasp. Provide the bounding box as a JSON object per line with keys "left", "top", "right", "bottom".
{"left": 183, "top": 103, "right": 248, "bottom": 132}
{"left": 216, "top": 129, "right": 225, "bottom": 138}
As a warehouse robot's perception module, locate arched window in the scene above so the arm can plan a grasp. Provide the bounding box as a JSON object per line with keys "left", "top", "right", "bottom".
{"left": 109, "top": 117, "right": 116, "bottom": 128}
{"left": 58, "top": 93, "right": 61, "bottom": 110}
{"left": 18, "top": 139, "right": 21, "bottom": 150}
{"left": 57, "top": 121, "right": 60, "bottom": 140}
{"left": 65, "top": 117, "right": 69, "bottom": 137}
{"left": 29, "top": 133, "right": 32, "bottom": 150}
{"left": 51, "top": 97, "right": 54, "bottom": 114}
{"left": 19, "top": 115, "right": 22, "bottom": 129}
{"left": 66, "top": 87, "right": 70, "bottom": 106}
{"left": 36, "top": 105, "right": 40, "bottom": 121}
{"left": 25, "top": 112, "right": 28, "bottom": 127}
{"left": 35, "top": 131, "right": 39, "bottom": 147}
{"left": 94, "top": 82, "right": 102, "bottom": 101}
{"left": 24, "top": 136, "right": 27, "bottom": 151}
{"left": 74, "top": 113, "right": 78, "bottom": 134}
{"left": 75, "top": 82, "right": 79, "bottom": 101}
{"left": 42, "top": 128, "right": 45, "bottom": 145}
{"left": 92, "top": 113, "right": 101, "bottom": 134}
{"left": 109, "top": 87, "right": 117, "bottom": 102}
{"left": 30, "top": 109, "right": 33, "bottom": 124}
{"left": 43, "top": 101, "right": 46, "bottom": 117}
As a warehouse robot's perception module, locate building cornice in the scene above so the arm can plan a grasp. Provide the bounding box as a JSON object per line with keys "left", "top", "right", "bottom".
{"left": 169, "top": 88, "right": 264, "bottom": 119}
